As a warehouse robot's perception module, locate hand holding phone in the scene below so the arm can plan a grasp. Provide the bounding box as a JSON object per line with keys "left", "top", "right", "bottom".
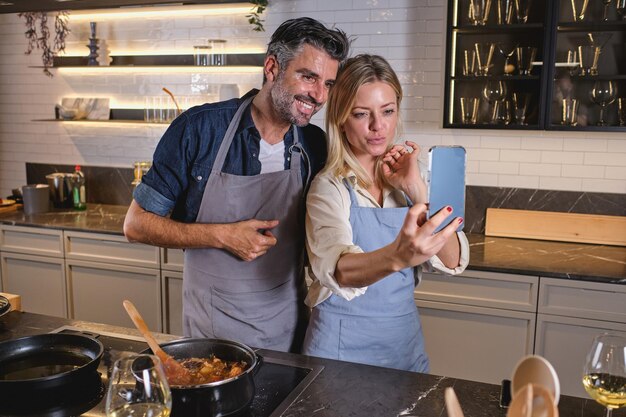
{"left": 426, "top": 146, "right": 466, "bottom": 233}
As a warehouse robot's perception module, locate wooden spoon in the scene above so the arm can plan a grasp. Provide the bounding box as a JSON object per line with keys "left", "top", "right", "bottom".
{"left": 507, "top": 383, "right": 559, "bottom": 417}
{"left": 123, "top": 299, "right": 192, "bottom": 386}
{"left": 445, "top": 387, "right": 465, "bottom": 417}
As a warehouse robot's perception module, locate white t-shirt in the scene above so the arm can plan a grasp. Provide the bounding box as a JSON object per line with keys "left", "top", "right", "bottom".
{"left": 259, "top": 139, "right": 285, "bottom": 174}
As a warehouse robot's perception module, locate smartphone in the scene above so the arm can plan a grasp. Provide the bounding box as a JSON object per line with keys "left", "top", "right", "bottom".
{"left": 426, "top": 145, "right": 466, "bottom": 233}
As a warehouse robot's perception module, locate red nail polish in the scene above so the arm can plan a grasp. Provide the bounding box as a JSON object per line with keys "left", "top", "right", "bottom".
{"left": 458, "top": 217, "right": 464, "bottom": 224}
{"left": 446, "top": 206, "right": 452, "bottom": 212}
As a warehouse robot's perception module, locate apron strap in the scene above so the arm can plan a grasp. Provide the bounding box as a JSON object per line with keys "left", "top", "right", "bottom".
{"left": 211, "top": 96, "right": 254, "bottom": 174}
{"left": 342, "top": 178, "right": 360, "bottom": 208}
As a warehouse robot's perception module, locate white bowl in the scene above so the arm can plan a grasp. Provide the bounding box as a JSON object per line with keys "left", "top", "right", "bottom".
{"left": 511, "top": 355, "right": 560, "bottom": 405}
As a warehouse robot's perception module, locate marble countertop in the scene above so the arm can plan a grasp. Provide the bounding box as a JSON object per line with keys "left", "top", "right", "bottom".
{"left": 0, "top": 311, "right": 621, "bottom": 417}
{"left": 1, "top": 205, "right": 624, "bottom": 284}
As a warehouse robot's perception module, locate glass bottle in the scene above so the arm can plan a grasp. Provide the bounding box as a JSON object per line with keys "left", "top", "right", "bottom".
{"left": 73, "top": 165, "right": 87, "bottom": 211}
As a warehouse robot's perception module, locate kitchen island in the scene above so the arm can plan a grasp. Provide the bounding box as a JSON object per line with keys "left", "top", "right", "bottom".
{"left": 0, "top": 311, "right": 623, "bottom": 417}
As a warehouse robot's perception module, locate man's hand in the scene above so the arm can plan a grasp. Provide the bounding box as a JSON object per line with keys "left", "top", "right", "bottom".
{"left": 219, "top": 219, "right": 279, "bottom": 261}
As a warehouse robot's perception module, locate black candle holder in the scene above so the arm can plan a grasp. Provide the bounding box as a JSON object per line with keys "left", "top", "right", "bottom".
{"left": 87, "top": 22, "right": 99, "bottom": 66}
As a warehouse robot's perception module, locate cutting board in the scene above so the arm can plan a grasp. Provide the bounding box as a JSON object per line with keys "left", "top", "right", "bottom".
{"left": 485, "top": 208, "right": 626, "bottom": 246}
{"left": 0, "top": 203, "right": 21, "bottom": 215}
{"left": 0, "top": 292, "right": 22, "bottom": 312}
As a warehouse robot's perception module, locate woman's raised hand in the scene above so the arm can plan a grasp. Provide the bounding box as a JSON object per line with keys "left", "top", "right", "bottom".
{"left": 382, "top": 141, "right": 427, "bottom": 204}
{"left": 391, "top": 203, "right": 462, "bottom": 270}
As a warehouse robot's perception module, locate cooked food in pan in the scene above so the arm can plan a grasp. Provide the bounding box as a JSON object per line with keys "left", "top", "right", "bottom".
{"left": 170, "top": 355, "right": 247, "bottom": 386}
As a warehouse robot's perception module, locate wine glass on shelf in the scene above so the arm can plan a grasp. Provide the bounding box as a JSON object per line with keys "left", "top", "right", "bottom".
{"left": 590, "top": 80, "right": 617, "bottom": 126}
{"left": 582, "top": 333, "right": 626, "bottom": 417}
{"left": 618, "top": 0, "right": 626, "bottom": 19}
{"left": 602, "top": 0, "right": 613, "bottom": 21}
{"left": 105, "top": 354, "right": 172, "bottom": 417}
{"left": 482, "top": 80, "right": 507, "bottom": 124}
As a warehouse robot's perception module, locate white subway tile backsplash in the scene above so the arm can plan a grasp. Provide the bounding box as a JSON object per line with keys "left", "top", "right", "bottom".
{"left": 562, "top": 164, "right": 605, "bottom": 179}
{"left": 584, "top": 152, "right": 626, "bottom": 166}
{"left": 539, "top": 177, "right": 582, "bottom": 192}
{"left": 498, "top": 174, "right": 539, "bottom": 189}
{"left": 0, "top": 3, "right": 625, "bottom": 197}
{"left": 501, "top": 149, "right": 540, "bottom": 162}
{"left": 563, "top": 138, "right": 608, "bottom": 152}
{"left": 582, "top": 178, "right": 626, "bottom": 193}
{"left": 520, "top": 163, "right": 561, "bottom": 177}
{"left": 480, "top": 161, "right": 519, "bottom": 175}
{"left": 540, "top": 151, "right": 584, "bottom": 164}
{"left": 605, "top": 166, "right": 626, "bottom": 180}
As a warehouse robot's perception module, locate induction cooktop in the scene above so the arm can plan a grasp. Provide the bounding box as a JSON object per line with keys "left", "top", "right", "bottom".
{"left": 1, "top": 326, "right": 323, "bottom": 417}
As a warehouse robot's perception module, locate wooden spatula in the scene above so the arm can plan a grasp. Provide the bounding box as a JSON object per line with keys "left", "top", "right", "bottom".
{"left": 123, "top": 299, "right": 192, "bottom": 386}
{"left": 445, "top": 387, "right": 465, "bottom": 417}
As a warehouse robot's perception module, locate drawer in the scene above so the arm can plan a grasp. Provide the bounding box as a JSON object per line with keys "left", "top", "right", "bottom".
{"left": 160, "top": 248, "right": 184, "bottom": 272}
{"left": 538, "top": 277, "right": 626, "bottom": 323}
{"left": 414, "top": 270, "right": 539, "bottom": 312}
{"left": 64, "top": 231, "right": 159, "bottom": 268}
{"left": 0, "top": 225, "right": 64, "bottom": 257}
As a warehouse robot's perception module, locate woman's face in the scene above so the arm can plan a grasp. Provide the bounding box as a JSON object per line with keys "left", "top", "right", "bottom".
{"left": 342, "top": 81, "right": 398, "bottom": 167}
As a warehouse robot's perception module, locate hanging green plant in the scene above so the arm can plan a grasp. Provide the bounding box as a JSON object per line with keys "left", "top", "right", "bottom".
{"left": 248, "top": 0, "right": 268, "bottom": 32}
{"left": 18, "top": 11, "right": 70, "bottom": 77}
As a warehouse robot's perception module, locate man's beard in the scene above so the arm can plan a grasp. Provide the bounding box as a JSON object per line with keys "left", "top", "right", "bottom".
{"left": 270, "top": 74, "right": 320, "bottom": 127}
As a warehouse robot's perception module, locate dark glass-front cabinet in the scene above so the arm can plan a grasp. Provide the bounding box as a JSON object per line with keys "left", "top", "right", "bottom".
{"left": 444, "top": 0, "right": 626, "bottom": 131}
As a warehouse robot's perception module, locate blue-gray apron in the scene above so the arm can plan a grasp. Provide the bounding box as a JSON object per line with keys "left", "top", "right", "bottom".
{"left": 182, "top": 95, "right": 308, "bottom": 353}
{"left": 302, "top": 179, "right": 429, "bottom": 372}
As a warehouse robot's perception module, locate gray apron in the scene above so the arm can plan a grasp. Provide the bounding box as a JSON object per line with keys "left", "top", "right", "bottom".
{"left": 302, "top": 179, "right": 429, "bottom": 372}
{"left": 183, "top": 96, "right": 308, "bottom": 352}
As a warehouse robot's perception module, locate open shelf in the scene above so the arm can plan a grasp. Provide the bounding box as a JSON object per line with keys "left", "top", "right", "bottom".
{"left": 51, "top": 53, "right": 264, "bottom": 67}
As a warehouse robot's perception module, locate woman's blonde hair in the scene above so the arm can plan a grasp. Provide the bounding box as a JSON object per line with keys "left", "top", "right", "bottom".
{"left": 323, "top": 54, "right": 403, "bottom": 188}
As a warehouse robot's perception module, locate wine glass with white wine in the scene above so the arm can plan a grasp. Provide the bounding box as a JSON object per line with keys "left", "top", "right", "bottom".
{"left": 582, "top": 333, "right": 626, "bottom": 417}
{"left": 590, "top": 80, "right": 617, "bottom": 126}
{"left": 106, "top": 354, "right": 172, "bottom": 417}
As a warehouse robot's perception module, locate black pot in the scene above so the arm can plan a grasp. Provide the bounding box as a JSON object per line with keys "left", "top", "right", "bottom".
{"left": 142, "top": 338, "right": 261, "bottom": 417}
{"left": 0, "top": 333, "right": 104, "bottom": 393}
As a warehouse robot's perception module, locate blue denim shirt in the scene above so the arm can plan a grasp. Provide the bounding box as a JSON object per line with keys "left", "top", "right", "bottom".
{"left": 134, "top": 89, "right": 327, "bottom": 223}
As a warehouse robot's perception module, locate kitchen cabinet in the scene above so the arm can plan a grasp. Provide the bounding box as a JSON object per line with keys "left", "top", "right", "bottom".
{"left": 0, "top": 226, "right": 67, "bottom": 317}
{"left": 63, "top": 231, "right": 161, "bottom": 330}
{"left": 547, "top": 1, "right": 626, "bottom": 130}
{"left": 161, "top": 270, "right": 183, "bottom": 336}
{"left": 414, "top": 270, "right": 538, "bottom": 384}
{"left": 535, "top": 277, "right": 626, "bottom": 398}
{"left": 443, "top": 0, "right": 626, "bottom": 131}
{"left": 161, "top": 248, "right": 184, "bottom": 335}
{"left": 66, "top": 259, "right": 161, "bottom": 330}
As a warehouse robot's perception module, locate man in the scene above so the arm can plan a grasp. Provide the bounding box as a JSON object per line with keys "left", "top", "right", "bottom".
{"left": 123, "top": 17, "right": 350, "bottom": 353}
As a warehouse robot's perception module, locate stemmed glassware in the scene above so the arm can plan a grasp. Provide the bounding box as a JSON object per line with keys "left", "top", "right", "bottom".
{"left": 602, "top": 0, "right": 613, "bottom": 21}
{"left": 482, "top": 80, "right": 507, "bottom": 123}
{"left": 106, "top": 354, "right": 172, "bottom": 417}
{"left": 582, "top": 333, "right": 626, "bottom": 417}
{"left": 618, "top": 0, "right": 626, "bottom": 19}
{"left": 469, "top": 0, "right": 492, "bottom": 25}
{"left": 590, "top": 80, "right": 617, "bottom": 126}
{"left": 570, "top": 0, "right": 590, "bottom": 21}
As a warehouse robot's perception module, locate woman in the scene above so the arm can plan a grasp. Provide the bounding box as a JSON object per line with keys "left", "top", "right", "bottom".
{"left": 303, "top": 54, "right": 470, "bottom": 372}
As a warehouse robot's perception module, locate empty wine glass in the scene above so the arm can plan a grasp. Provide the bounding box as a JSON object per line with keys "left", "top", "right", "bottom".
{"left": 618, "top": 0, "right": 626, "bottom": 19}
{"left": 482, "top": 80, "right": 507, "bottom": 123}
{"left": 474, "top": 42, "right": 496, "bottom": 76}
{"left": 469, "top": 0, "right": 493, "bottom": 25}
{"left": 106, "top": 354, "right": 172, "bottom": 417}
{"left": 514, "top": 0, "right": 532, "bottom": 23}
{"left": 590, "top": 80, "right": 617, "bottom": 126}
{"left": 512, "top": 92, "right": 531, "bottom": 124}
{"left": 570, "top": 0, "right": 590, "bottom": 21}
{"left": 582, "top": 333, "right": 626, "bottom": 417}
{"left": 497, "top": 0, "right": 515, "bottom": 24}
{"left": 602, "top": 0, "right": 613, "bottom": 21}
